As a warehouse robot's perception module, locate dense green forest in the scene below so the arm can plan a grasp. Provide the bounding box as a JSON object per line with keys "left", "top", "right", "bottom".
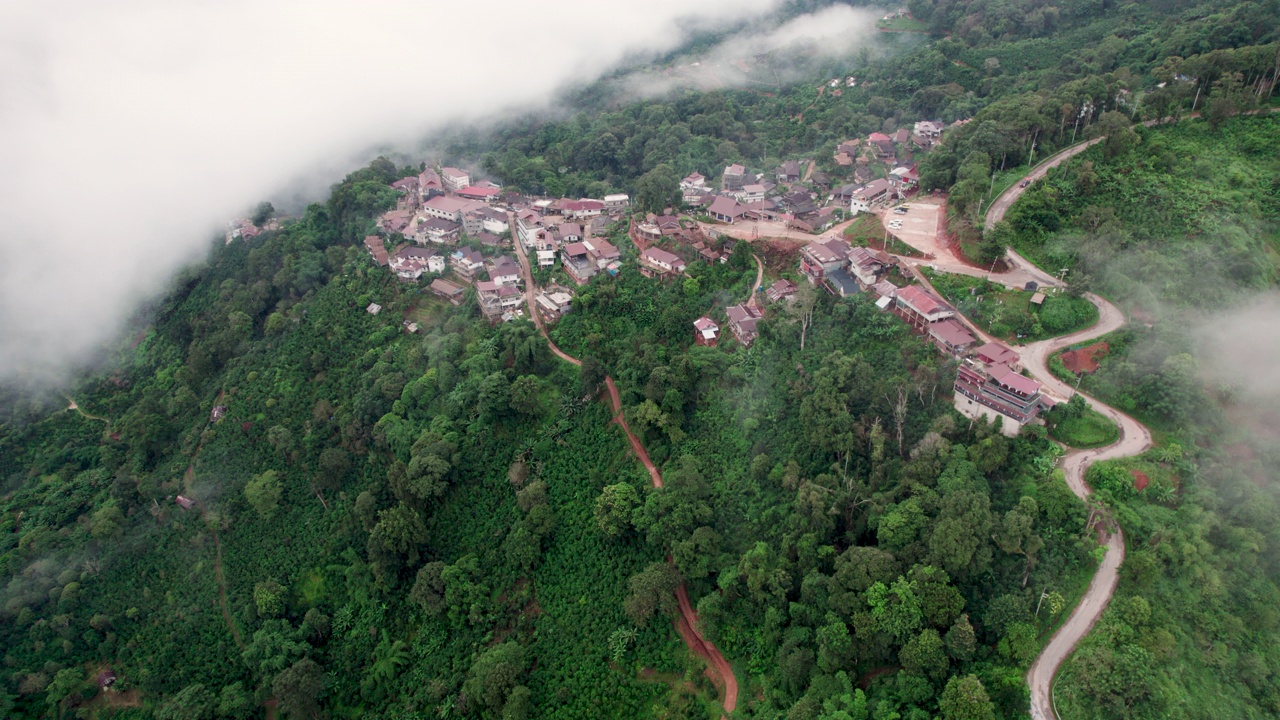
{"left": 3, "top": 0, "right": 1280, "bottom": 717}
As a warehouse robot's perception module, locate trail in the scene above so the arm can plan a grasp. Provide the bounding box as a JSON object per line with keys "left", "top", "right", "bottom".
{"left": 746, "top": 254, "right": 764, "bottom": 308}
{"left": 179, "top": 387, "right": 246, "bottom": 651}
{"left": 510, "top": 218, "right": 735, "bottom": 712}
{"left": 213, "top": 530, "right": 246, "bottom": 650}
{"left": 65, "top": 397, "right": 111, "bottom": 428}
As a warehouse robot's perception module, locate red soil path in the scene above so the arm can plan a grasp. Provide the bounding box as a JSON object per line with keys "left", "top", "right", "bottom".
{"left": 510, "top": 221, "right": 735, "bottom": 711}
{"left": 604, "top": 377, "right": 663, "bottom": 489}
{"left": 675, "top": 584, "right": 739, "bottom": 713}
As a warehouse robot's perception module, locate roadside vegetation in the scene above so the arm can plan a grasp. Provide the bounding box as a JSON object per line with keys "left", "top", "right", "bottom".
{"left": 923, "top": 269, "right": 1097, "bottom": 342}
{"left": 3, "top": 0, "right": 1280, "bottom": 717}
{"left": 1044, "top": 396, "right": 1120, "bottom": 449}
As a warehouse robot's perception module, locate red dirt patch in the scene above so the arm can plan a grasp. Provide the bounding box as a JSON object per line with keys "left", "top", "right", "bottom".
{"left": 1129, "top": 469, "right": 1150, "bottom": 492}
{"left": 1061, "top": 342, "right": 1110, "bottom": 375}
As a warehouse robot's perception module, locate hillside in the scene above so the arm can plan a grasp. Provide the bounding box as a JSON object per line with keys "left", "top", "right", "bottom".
{"left": 3, "top": 1, "right": 1280, "bottom": 718}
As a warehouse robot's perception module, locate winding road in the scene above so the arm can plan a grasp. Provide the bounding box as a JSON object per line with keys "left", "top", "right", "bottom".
{"left": 929, "top": 143, "right": 1153, "bottom": 719}
{"left": 508, "top": 215, "right": 737, "bottom": 712}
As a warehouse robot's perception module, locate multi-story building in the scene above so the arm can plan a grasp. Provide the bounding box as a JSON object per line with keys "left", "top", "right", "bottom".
{"left": 954, "top": 358, "right": 1048, "bottom": 437}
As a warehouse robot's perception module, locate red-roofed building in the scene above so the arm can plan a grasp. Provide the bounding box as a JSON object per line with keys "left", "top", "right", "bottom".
{"left": 767, "top": 279, "right": 799, "bottom": 302}
{"left": 929, "top": 318, "right": 977, "bottom": 355}
{"left": 954, "top": 358, "right": 1047, "bottom": 437}
{"left": 441, "top": 167, "right": 470, "bottom": 192}
{"left": 363, "top": 235, "right": 389, "bottom": 267}
{"left": 895, "top": 285, "right": 954, "bottom": 329}
{"left": 708, "top": 196, "right": 746, "bottom": 224}
{"left": 693, "top": 317, "right": 720, "bottom": 346}
{"left": 456, "top": 185, "right": 501, "bottom": 201}
{"left": 639, "top": 247, "right": 686, "bottom": 277}
{"left": 800, "top": 238, "right": 853, "bottom": 283}
{"left": 974, "top": 341, "right": 1020, "bottom": 369}
{"left": 562, "top": 199, "right": 606, "bottom": 219}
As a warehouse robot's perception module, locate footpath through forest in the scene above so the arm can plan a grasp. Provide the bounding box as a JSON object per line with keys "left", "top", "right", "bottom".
{"left": 509, "top": 214, "right": 737, "bottom": 712}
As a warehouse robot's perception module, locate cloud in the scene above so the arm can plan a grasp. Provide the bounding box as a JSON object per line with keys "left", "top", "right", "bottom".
{"left": 609, "top": 4, "right": 881, "bottom": 98}
{"left": 1193, "top": 292, "right": 1280, "bottom": 403}
{"left": 0, "top": 0, "right": 789, "bottom": 385}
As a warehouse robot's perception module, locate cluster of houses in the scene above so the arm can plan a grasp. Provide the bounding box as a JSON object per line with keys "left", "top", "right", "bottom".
{"left": 789, "top": 231, "right": 1050, "bottom": 435}
{"left": 675, "top": 118, "right": 954, "bottom": 229}
{"left": 361, "top": 164, "right": 637, "bottom": 322}
{"left": 677, "top": 164, "right": 846, "bottom": 233}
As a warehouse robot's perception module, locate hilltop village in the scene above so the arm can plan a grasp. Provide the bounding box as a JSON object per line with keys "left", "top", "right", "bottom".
{"left": 283, "top": 109, "right": 1057, "bottom": 438}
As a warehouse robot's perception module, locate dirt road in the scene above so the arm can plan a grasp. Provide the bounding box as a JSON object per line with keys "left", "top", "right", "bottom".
{"left": 746, "top": 254, "right": 764, "bottom": 308}
{"left": 675, "top": 584, "right": 738, "bottom": 713}
{"left": 604, "top": 377, "right": 663, "bottom": 489}
{"left": 509, "top": 220, "right": 736, "bottom": 711}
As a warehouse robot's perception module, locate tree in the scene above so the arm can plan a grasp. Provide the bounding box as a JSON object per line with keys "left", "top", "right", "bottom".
{"left": 267, "top": 425, "right": 295, "bottom": 461}
{"left": 939, "top": 674, "right": 996, "bottom": 720}
{"left": 623, "top": 562, "right": 681, "bottom": 627}
{"left": 254, "top": 578, "right": 287, "bottom": 618}
{"left": 317, "top": 447, "right": 351, "bottom": 491}
{"left": 45, "top": 668, "right": 90, "bottom": 718}
{"left": 252, "top": 201, "right": 275, "bottom": 226}
{"left": 594, "top": 482, "right": 640, "bottom": 538}
{"left": 155, "top": 683, "right": 216, "bottom": 720}
{"left": 409, "top": 561, "right": 447, "bottom": 615}
{"left": 464, "top": 642, "right": 528, "bottom": 712}
{"left": 508, "top": 375, "right": 543, "bottom": 415}
{"left": 1092, "top": 111, "right": 1139, "bottom": 159}
{"left": 217, "top": 682, "right": 255, "bottom": 720}
{"left": 242, "top": 619, "right": 310, "bottom": 677}
{"left": 635, "top": 164, "right": 680, "bottom": 215}
{"left": 245, "top": 469, "right": 283, "bottom": 518}
{"left": 274, "top": 658, "right": 326, "bottom": 720}
{"left": 945, "top": 614, "right": 977, "bottom": 661}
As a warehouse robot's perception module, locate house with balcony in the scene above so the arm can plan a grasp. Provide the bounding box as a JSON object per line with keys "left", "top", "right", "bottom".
{"left": 441, "top": 167, "right": 470, "bottom": 192}
{"left": 726, "top": 304, "right": 764, "bottom": 347}
{"left": 561, "top": 242, "right": 597, "bottom": 285}
{"left": 722, "top": 163, "right": 747, "bottom": 192}
{"left": 476, "top": 280, "right": 523, "bottom": 319}
{"left": 451, "top": 248, "right": 485, "bottom": 280}
{"left": 488, "top": 256, "right": 521, "bottom": 286}
{"left": 954, "top": 358, "right": 1048, "bottom": 437}
{"left": 799, "top": 237, "right": 853, "bottom": 283}
{"left": 894, "top": 285, "right": 955, "bottom": 330}
{"left": 639, "top": 247, "right": 686, "bottom": 277}
{"left": 603, "top": 194, "right": 630, "bottom": 212}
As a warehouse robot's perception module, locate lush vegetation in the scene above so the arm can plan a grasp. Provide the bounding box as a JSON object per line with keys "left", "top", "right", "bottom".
{"left": 4, "top": 0, "right": 1280, "bottom": 717}
{"left": 1044, "top": 396, "right": 1120, "bottom": 450}
{"left": 923, "top": 270, "right": 1098, "bottom": 342}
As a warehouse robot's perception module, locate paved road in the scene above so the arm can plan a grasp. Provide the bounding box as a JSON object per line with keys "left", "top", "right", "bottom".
{"left": 984, "top": 137, "right": 1105, "bottom": 232}
{"left": 1017, "top": 292, "right": 1152, "bottom": 720}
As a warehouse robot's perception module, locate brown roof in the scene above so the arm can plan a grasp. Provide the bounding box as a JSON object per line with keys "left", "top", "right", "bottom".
{"left": 987, "top": 363, "right": 1041, "bottom": 396}
{"left": 974, "top": 341, "right": 1019, "bottom": 366}
{"left": 896, "top": 285, "right": 951, "bottom": 316}
{"left": 708, "top": 196, "right": 745, "bottom": 218}
{"left": 430, "top": 279, "right": 465, "bottom": 296}
{"left": 930, "top": 318, "right": 976, "bottom": 348}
